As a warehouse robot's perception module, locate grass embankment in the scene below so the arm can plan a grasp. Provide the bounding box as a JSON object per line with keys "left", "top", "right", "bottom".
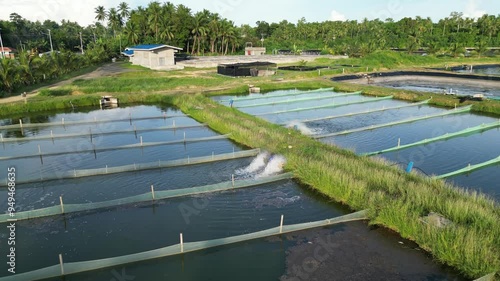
{"left": 171, "top": 93, "right": 499, "bottom": 279}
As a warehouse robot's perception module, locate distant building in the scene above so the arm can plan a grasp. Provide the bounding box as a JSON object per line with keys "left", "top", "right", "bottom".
{"left": 0, "top": 47, "right": 16, "bottom": 59}
{"left": 122, "top": 44, "right": 183, "bottom": 70}
{"left": 244, "top": 42, "right": 266, "bottom": 56}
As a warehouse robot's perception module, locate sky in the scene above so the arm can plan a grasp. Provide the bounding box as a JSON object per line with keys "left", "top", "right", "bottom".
{"left": 0, "top": 0, "right": 498, "bottom": 27}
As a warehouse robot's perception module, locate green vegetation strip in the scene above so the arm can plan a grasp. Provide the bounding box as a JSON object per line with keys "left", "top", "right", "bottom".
{"left": 297, "top": 99, "right": 431, "bottom": 124}
{"left": 0, "top": 172, "right": 291, "bottom": 223}
{"left": 236, "top": 91, "right": 362, "bottom": 108}
{"left": 364, "top": 121, "right": 500, "bottom": 156}
{"left": 218, "top": 87, "right": 335, "bottom": 102}
{"left": 315, "top": 105, "right": 472, "bottom": 139}
{"left": 0, "top": 135, "right": 230, "bottom": 161}
{"left": 256, "top": 96, "right": 394, "bottom": 116}
{"left": 435, "top": 155, "right": 500, "bottom": 179}
{"left": 0, "top": 210, "right": 366, "bottom": 281}
{"left": 172, "top": 94, "right": 500, "bottom": 278}
{"left": 0, "top": 124, "right": 205, "bottom": 143}
{"left": 0, "top": 114, "right": 185, "bottom": 130}
{"left": 0, "top": 149, "right": 260, "bottom": 186}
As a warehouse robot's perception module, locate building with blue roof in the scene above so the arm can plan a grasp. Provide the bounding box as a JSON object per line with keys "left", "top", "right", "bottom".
{"left": 122, "top": 44, "right": 183, "bottom": 70}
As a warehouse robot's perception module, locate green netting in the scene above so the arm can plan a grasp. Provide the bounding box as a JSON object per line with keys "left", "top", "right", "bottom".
{"left": 0, "top": 210, "right": 367, "bottom": 281}
{"left": 236, "top": 91, "right": 362, "bottom": 108}
{"left": 218, "top": 87, "right": 335, "bottom": 103}
{"left": 0, "top": 149, "right": 260, "bottom": 186}
{"left": 473, "top": 273, "right": 497, "bottom": 281}
{"left": 364, "top": 121, "right": 500, "bottom": 156}
{"left": 0, "top": 172, "right": 292, "bottom": 223}
{"left": 0, "top": 114, "right": 186, "bottom": 130}
{"left": 315, "top": 106, "right": 472, "bottom": 139}
{"left": 0, "top": 135, "right": 230, "bottom": 161}
{"left": 255, "top": 96, "right": 394, "bottom": 116}
{"left": 435, "top": 155, "right": 500, "bottom": 179}
{"left": 0, "top": 124, "right": 205, "bottom": 143}
{"left": 294, "top": 99, "right": 431, "bottom": 124}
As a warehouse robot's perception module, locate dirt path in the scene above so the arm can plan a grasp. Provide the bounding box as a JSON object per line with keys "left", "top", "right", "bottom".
{"left": 0, "top": 63, "right": 132, "bottom": 104}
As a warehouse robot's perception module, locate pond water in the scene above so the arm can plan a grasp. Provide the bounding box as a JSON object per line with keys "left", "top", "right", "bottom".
{"left": 0, "top": 104, "right": 466, "bottom": 280}
{"left": 374, "top": 80, "right": 500, "bottom": 97}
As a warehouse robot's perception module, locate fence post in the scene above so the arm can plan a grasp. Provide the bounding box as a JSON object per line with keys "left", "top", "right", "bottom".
{"left": 62, "top": 118, "right": 64, "bottom": 126}
{"left": 19, "top": 119, "right": 23, "bottom": 129}
{"left": 38, "top": 144, "right": 42, "bottom": 155}
{"left": 187, "top": 155, "right": 190, "bottom": 164}
{"left": 180, "top": 233, "right": 184, "bottom": 253}
{"left": 398, "top": 138, "right": 401, "bottom": 148}
{"left": 173, "top": 120, "right": 176, "bottom": 128}
{"left": 106, "top": 165, "right": 108, "bottom": 174}
{"left": 50, "top": 130, "right": 54, "bottom": 141}
{"left": 59, "top": 197, "right": 65, "bottom": 214}
{"left": 74, "top": 169, "right": 77, "bottom": 177}
{"left": 89, "top": 128, "right": 93, "bottom": 143}
{"left": 140, "top": 136, "right": 143, "bottom": 146}
{"left": 232, "top": 174, "right": 235, "bottom": 187}
{"left": 0, "top": 134, "right": 3, "bottom": 142}
{"left": 59, "top": 254, "right": 65, "bottom": 275}
{"left": 151, "top": 185, "right": 155, "bottom": 200}
{"left": 184, "top": 132, "right": 186, "bottom": 143}
{"left": 280, "top": 215, "right": 284, "bottom": 234}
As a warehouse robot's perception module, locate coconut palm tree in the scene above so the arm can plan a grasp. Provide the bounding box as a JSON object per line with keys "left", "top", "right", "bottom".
{"left": 191, "top": 12, "right": 208, "bottom": 54}
{"left": 94, "top": 6, "right": 107, "bottom": 24}
{"left": 118, "top": 2, "right": 130, "bottom": 24}
{"left": 147, "top": 1, "right": 162, "bottom": 42}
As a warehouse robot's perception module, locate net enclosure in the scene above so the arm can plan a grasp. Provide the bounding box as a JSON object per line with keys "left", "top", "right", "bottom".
{"left": 217, "top": 61, "right": 277, "bottom": 77}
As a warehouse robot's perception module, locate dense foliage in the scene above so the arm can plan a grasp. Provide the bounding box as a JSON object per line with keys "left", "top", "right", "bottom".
{"left": 0, "top": 1, "right": 499, "bottom": 95}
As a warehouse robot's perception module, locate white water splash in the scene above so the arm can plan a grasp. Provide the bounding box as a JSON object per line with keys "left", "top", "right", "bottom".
{"left": 286, "top": 121, "right": 320, "bottom": 135}
{"left": 257, "top": 155, "right": 286, "bottom": 178}
{"left": 236, "top": 152, "right": 270, "bottom": 175}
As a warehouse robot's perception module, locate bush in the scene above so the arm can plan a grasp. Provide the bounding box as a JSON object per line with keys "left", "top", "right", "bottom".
{"left": 38, "top": 89, "right": 72, "bottom": 97}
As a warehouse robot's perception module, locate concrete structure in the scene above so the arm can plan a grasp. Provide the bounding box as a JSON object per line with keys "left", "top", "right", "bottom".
{"left": 245, "top": 47, "right": 266, "bottom": 56}
{"left": 0, "top": 47, "right": 16, "bottom": 59}
{"left": 122, "top": 44, "right": 183, "bottom": 70}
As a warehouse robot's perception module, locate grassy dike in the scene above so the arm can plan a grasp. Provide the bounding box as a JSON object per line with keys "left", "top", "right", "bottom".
{"left": 171, "top": 93, "right": 499, "bottom": 279}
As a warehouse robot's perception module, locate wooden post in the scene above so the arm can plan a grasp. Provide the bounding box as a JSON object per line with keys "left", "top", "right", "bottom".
{"left": 398, "top": 138, "right": 401, "bottom": 148}
{"left": 0, "top": 134, "right": 3, "bottom": 142}
{"left": 187, "top": 155, "right": 190, "bottom": 164}
{"left": 59, "top": 254, "right": 65, "bottom": 275}
{"left": 105, "top": 165, "right": 108, "bottom": 174}
{"left": 62, "top": 118, "right": 64, "bottom": 126}
{"left": 89, "top": 128, "right": 93, "bottom": 143}
{"left": 19, "top": 119, "right": 23, "bottom": 128}
{"left": 212, "top": 151, "right": 214, "bottom": 160}
{"left": 232, "top": 174, "right": 235, "bottom": 187}
{"left": 59, "top": 197, "right": 65, "bottom": 214}
{"left": 173, "top": 120, "right": 176, "bottom": 128}
{"left": 129, "top": 113, "right": 132, "bottom": 125}
{"left": 180, "top": 233, "right": 184, "bottom": 253}
{"left": 183, "top": 132, "right": 186, "bottom": 143}
{"left": 468, "top": 163, "right": 471, "bottom": 170}
{"left": 280, "top": 215, "right": 284, "bottom": 234}
{"left": 50, "top": 130, "right": 54, "bottom": 141}
{"left": 38, "top": 144, "right": 42, "bottom": 155}
{"left": 140, "top": 136, "right": 143, "bottom": 146}
{"left": 342, "top": 68, "right": 345, "bottom": 74}
{"left": 151, "top": 185, "right": 155, "bottom": 200}
{"left": 163, "top": 111, "right": 167, "bottom": 120}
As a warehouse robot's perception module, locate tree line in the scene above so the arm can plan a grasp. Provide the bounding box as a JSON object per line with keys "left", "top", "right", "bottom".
{"left": 1, "top": 1, "right": 499, "bottom": 94}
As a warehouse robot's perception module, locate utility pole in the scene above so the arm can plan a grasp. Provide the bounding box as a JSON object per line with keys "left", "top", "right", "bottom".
{"left": 79, "top": 32, "right": 84, "bottom": 54}
{"left": 48, "top": 29, "right": 54, "bottom": 53}
{"left": 0, "top": 28, "right": 5, "bottom": 59}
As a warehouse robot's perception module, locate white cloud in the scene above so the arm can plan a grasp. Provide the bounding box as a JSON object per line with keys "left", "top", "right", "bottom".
{"left": 0, "top": 0, "right": 124, "bottom": 26}
{"left": 463, "top": 0, "right": 486, "bottom": 18}
{"left": 330, "top": 9, "right": 347, "bottom": 21}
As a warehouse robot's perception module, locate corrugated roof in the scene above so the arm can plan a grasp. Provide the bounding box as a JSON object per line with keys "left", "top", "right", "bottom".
{"left": 121, "top": 49, "right": 134, "bottom": 57}
{"left": 127, "top": 44, "right": 183, "bottom": 51}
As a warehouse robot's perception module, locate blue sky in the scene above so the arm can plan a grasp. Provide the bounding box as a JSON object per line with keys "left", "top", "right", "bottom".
{"left": 0, "top": 0, "right": 498, "bottom": 26}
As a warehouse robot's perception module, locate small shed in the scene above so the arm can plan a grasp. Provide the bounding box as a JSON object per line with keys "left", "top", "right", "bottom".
{"left": 217, "top": 62, "right": 277, "bottom": 77}
{"left": 122, "top": 44, "right": 183, "bottom": 70}
{"left": 0, "top": 47, "right": 16, "bottom": 59}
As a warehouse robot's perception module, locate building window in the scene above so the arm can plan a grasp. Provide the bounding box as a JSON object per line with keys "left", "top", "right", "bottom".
{"left": 159, "top": 57, "right": 165, "bottom": 66}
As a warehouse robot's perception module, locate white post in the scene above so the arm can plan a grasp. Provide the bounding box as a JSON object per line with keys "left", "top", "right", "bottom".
{"left": 105, "top": 165, "right": 108, "bottom": 173}
{"left": 151, "top": 185, "right": 155, "bottom": 200}
{"left": 232, "top": 174, "right": 235, "bottom": 187}
{"left": 59, "top": 197, "right": 64, "bottom": 214}
{"left": 468, "top": 163, "right": 471, "bottom": 170}
{"left": 38, "top": 144, "right": 42, "bottom": 155}
{"left": 140, "top": 136, "right": 143, "bottom": 146}
{"left": 62, "top": 118, "right": 64, "bottom": 125}
{"left": 212, "top": 151, "right": 214, "bottom": 160}
{"left": 279, "top": 215, "right": 284, "bottom": 234}
{"left": 173, "top": 120, "right": 176, "bottom": 128}
{"left": 342, "top": 68, "right": 345, "bottom": 74}
{"left": 59, "top": 254, "right": 64, "bottom": 275}
{"left": 233, "top": 147, "right": 235, "bottom": 158}
{"left": 0, "top": 134, "right": 3, "bottom": 142}
{"left": 180, "top": 233, "right": 184, "bottom": 253}
{"left": 398, "top": 138, "right": 401, "bottom": 148}
{"left": 184, "top": 132, "right": 186, "bottom": 143}
{"left": 74, "top": 169, "right": 76, "bottom": 177}
{"left": 19, "top": 119, "right": 23, "bottom": 128}
{"left": 188, "top": 155, "right": 190, "bottom": 164}
{"left": 51, "top": 130, "right": 54, "bottom": 140}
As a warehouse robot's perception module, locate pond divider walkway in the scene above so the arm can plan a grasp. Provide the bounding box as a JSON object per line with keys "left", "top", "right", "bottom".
{"left": 0, "top": 210, "right": 367, "bottom": 281}
{"left": 256, "top": 96, "right": 394, "bottom": 116}
{"left": 0, "top": 124, "right": 206, "bottom": 143}
{"left": 0, "top": 114, "right": 187, "bottom": 130}
{"left": 0, "top": 149, "right": 261, "bottom": 186}
{"left": 0, "top": 134, "right": 230, "bottom": 161}
{"left": 294, "top": 99, "right": 431, "bottom": 124}
{"left": 435, "top": 155, "right": 500, "bottom": 179}
{"left": 314, "top": 105, "right": 472, "bottom": 139}
{"left": 364, "top": 121, "right": 500, "bottom": 156}
{"left": 219, "top": 87, "right": 335, "bottom": 103}
{"left": 0, "top": 172, "right": 292, "bottom": 223}
{"left": 236, "top": 91, "right": 362, "bottom": 108}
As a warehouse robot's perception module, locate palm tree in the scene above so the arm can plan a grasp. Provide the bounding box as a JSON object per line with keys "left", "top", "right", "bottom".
{"left": 208, "top": 14, "right": 220, "bottom": 53}
{"left": 118, "top": 2, "right": 130, "bottom": 24}
{"left": 191, "top": 12, "right": 208, "bottom": 54}
{"left": 147, "top": 1, "right": 162, "bottom": 42}
{"left": 124, "top": 21, "right": 140, "bottom": 44}
{"left": 94, "top": 6, "right": 107, "bottom": 24}
{"left": 0, "top": 58, "right": 20, "bottom": 93}
{"left": 107, "top": 8, "right": 122, "bottom": 37}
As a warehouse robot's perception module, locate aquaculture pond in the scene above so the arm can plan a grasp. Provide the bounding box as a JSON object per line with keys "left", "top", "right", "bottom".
{"left": 217, "top": 89, "right": 500, "bottom": 201}
{"left": 0, "top": 105, "right": 467, "bottom": 280}
{"left": 373, "top": 80, "right": 500, "bottom": 97}
{"left": 454, "top": 65, "right": 500, "bottom": 76}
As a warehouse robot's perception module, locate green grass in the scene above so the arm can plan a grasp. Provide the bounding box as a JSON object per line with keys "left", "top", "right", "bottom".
{"left": 172, "top": 93, "right": 500, "bottom": 279}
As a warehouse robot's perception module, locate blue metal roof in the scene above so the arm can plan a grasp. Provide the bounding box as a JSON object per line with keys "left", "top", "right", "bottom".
{"left": 122, "top": 49, "right": 134, "bottom": 56}
{"left": 129, "top": 44, "right": 165, "bottom": 50}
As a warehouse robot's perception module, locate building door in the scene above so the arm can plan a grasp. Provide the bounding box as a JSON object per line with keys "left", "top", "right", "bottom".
{"left": 159, "top": 57, "right": 166, "bottom": 66}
